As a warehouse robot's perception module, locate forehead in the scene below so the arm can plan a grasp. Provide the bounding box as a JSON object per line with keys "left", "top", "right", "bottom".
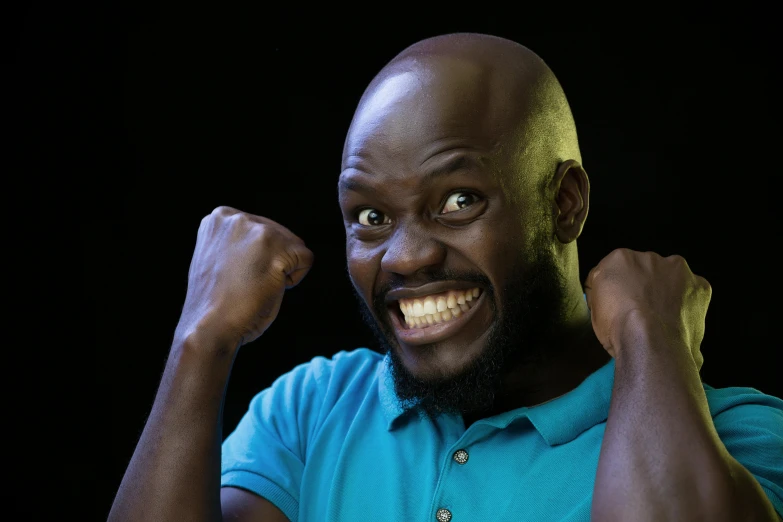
{"left": 341, "top": 57, "right": 510, "bottom": 171}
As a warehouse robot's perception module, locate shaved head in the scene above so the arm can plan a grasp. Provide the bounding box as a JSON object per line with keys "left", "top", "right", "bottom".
{"left": 339, "top": 33, "right": 605, "bottom": 425}
{"left": 345, "top": 33, "right": 582, "bottom": 213}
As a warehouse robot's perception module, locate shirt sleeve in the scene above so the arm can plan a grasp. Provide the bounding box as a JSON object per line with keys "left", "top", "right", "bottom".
{"left": 221, "top": 356, "right": 330, "bottom": 522}
{"left": 707, "top": 386, "right": 783, "bottom": 518}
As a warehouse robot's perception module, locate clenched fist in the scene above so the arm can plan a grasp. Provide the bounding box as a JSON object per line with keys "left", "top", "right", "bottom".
{"left": 173, "top": 206, "right": 314, "bottom": 353}
{"left": 583, "top": 248, "right": 710, "bottom": 370}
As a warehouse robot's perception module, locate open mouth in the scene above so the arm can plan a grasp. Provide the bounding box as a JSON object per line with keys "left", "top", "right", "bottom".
{"left": 387, "top": 287, "right": 485, "bottom": 345}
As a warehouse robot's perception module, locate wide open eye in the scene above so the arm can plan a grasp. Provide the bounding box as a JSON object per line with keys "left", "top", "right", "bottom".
{"left": 357, "top": 208, "right": 391, "bottom": 226}
{"left": 441, "top": 192, "right": 478, "bottom": 214}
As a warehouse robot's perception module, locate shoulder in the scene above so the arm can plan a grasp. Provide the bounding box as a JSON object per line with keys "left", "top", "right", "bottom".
{"left": 703, "top": 383, "right": 783, "bottom": 462}
{"left": 298, "top": 347, "right": 384, "bottom": 391}
{"left": 255, "top": 347, "right": 385, "bottom": 412}
{"left": 703, "top": 383, "right": 783, "bottom": 420}
{"left": 703, "top": 384, "right": 783, "bottom": 521}
{"left": 225, "top": 348, "right": 384, "bottom": 451}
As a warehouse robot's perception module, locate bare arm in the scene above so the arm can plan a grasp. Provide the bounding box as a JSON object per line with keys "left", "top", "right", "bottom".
{"left": 108, "top": 332, "right": 236, "bottom": 522}
{"left": 108, "top": 207, "right": 313, "bottom": 522}
{"left": 591, "top": 310, "right": 779, "bottom": 522}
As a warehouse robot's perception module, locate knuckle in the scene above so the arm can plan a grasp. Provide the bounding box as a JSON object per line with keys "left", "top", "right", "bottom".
{"left": 289, "top": 233, "right": 306, "bottom": 245}
{"left": 255, "top": 221, "right": 272, "bottom": 236}
{"left": 255, "top": 224, "right": 280, "bottom": 246}
{"left": 667, "top": 253, "right": 686, "bottom": 266}
{"left": 213, "top": 205, "right": 237, "bottom": 217}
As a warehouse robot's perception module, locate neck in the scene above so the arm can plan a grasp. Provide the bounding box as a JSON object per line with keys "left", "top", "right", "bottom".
{"left": 472, "top": 297, "right": 610, "bottom": 420}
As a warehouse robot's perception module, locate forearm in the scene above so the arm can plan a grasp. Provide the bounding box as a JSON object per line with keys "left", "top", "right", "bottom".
{"left": 108, "top": 334, "right": 238, "bottom": 522}
{"left": 592, "top": 310, "right": 778, "bottom": 522}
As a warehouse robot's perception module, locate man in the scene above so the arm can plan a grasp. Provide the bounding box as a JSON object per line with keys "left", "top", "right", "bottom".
{"left": 109, "top": 33, "right": 783, "bottom": 521}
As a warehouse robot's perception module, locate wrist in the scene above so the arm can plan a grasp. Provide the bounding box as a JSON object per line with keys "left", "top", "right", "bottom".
{"left": 613, "top": 309, "right": 690, "bottom": 362}
{"left": 611, "top": 310, "right": 705, "bottom": 402}
{"left": 173, "top": 313, "right": 242, "bottom": 360}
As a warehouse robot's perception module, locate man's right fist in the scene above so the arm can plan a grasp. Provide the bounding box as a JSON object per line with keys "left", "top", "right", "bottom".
{"left": 174, "top": 206, "right": 314, "bottom": 352}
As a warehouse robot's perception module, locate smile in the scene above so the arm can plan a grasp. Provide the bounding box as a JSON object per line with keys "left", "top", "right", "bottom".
{"left": 388, "top": 287, "right": 485, "bottom": 345}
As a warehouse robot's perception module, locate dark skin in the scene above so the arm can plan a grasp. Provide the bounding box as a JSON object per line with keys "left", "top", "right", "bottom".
{"left": 109, "top": 33, "right": 779, "bottom": 522}
{"left": 341, "top": 36, "right": 778, "bottom": 521}
{"left": 338, "top": 37, "right": 609, "bottom": 427}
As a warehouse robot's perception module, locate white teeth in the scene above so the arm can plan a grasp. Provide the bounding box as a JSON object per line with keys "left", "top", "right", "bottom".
{"left": 398, "top": 287, "right": 482, "bottom": 329}
{"left": 436, "top": 297, "right": 447, "bottom": 312}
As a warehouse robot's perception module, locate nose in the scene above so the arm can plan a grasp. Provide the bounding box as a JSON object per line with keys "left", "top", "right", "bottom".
{"left": 380, "top": 224, "right": 446, "bottom": 276}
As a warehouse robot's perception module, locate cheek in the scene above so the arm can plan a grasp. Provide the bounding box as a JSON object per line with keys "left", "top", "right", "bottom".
{"left": 458, "top": 217, "right": 521, "bottom": 265}
{"left": 466, "top": 216, "right": 530, "bottom": 281}
{"left": 346, "top": 241, "right": 381, "bottom": 294}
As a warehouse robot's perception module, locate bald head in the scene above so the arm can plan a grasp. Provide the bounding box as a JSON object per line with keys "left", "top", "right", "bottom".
{"left": 338, "top": 34, "right": 598, "bottom": 421}
{"left": 344, "top": 33, "right": 581, "bottom": 206}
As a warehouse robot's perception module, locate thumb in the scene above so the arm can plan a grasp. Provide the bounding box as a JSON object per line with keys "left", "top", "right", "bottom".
{"left": 283, "top": 244, "right": 314, "bottom": 289}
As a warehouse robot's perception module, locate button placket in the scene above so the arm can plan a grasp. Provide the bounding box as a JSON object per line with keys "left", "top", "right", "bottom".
{"left": 435, "top": 446, "right": 469, "bottom": 521}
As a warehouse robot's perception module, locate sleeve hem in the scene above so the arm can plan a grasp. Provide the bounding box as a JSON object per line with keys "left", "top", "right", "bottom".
{"left": 221, "top": 470, "right": 299, "bottom": 522}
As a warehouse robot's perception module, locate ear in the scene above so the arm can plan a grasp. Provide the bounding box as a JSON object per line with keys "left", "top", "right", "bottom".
{"left": 550, "top": 159, "right": 589, "bottom": 244}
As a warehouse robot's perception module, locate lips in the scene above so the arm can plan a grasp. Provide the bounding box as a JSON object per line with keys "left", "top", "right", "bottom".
{"left": 388, "top": 290, "right": 486, "bottom": 345}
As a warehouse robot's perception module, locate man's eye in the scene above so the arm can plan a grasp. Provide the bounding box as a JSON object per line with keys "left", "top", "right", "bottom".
{"left": 357, "top": 208, "right": 391, "bottom": 226}
{"left": 441, "top": 192, "right": 478, "bottom": 214}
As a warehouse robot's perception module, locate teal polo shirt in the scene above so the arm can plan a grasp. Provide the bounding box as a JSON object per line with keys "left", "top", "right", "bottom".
{"left": 221, "top": 348, "right": 783, "bottom": 521}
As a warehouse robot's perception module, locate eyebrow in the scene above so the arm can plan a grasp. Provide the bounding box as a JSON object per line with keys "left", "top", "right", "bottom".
{"left": 338, "top": 153, "right": 484, "bottom": 195}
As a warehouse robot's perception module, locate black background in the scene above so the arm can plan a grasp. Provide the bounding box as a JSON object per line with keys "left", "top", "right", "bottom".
{"left": 14, "top": 3, "right": 781, "bottom": 520}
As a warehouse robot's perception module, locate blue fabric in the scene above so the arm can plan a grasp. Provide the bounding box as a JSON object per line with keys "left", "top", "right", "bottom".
{"left": 221, "top": 346, "right": 783, "bottom": 521}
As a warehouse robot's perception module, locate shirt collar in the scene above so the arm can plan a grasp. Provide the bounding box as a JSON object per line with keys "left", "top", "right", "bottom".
{"left": 522, "top": 357, "right": 614, "bottom": 445}
{"left": 378, "top": 351, "right": 614, "bottom": 443}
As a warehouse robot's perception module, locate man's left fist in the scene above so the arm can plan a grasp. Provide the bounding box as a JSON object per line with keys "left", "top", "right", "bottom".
{"left": 583, "top": 248, "right": 712, "bottom": 369}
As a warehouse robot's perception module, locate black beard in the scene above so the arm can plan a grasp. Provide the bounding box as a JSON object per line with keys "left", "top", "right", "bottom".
{"left": 350, "top": 235, "right": 569, "bottom": 424}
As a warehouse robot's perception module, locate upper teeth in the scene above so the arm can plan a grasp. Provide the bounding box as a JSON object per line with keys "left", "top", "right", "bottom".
{"left": 398, "top": 288, "right": 481, "bottom": 328}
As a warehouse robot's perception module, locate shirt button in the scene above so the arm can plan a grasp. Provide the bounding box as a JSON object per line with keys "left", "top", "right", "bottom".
{"left": 453, "top": 449, "right": 469, "bottom": 465}
{"left": 436, "top": 508, "right": 452, "bottom": 521}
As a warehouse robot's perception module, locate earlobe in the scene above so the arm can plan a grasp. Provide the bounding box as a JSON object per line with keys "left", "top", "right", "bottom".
{"left": 551, "top": 159, "right": 589, "bottom": 244}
